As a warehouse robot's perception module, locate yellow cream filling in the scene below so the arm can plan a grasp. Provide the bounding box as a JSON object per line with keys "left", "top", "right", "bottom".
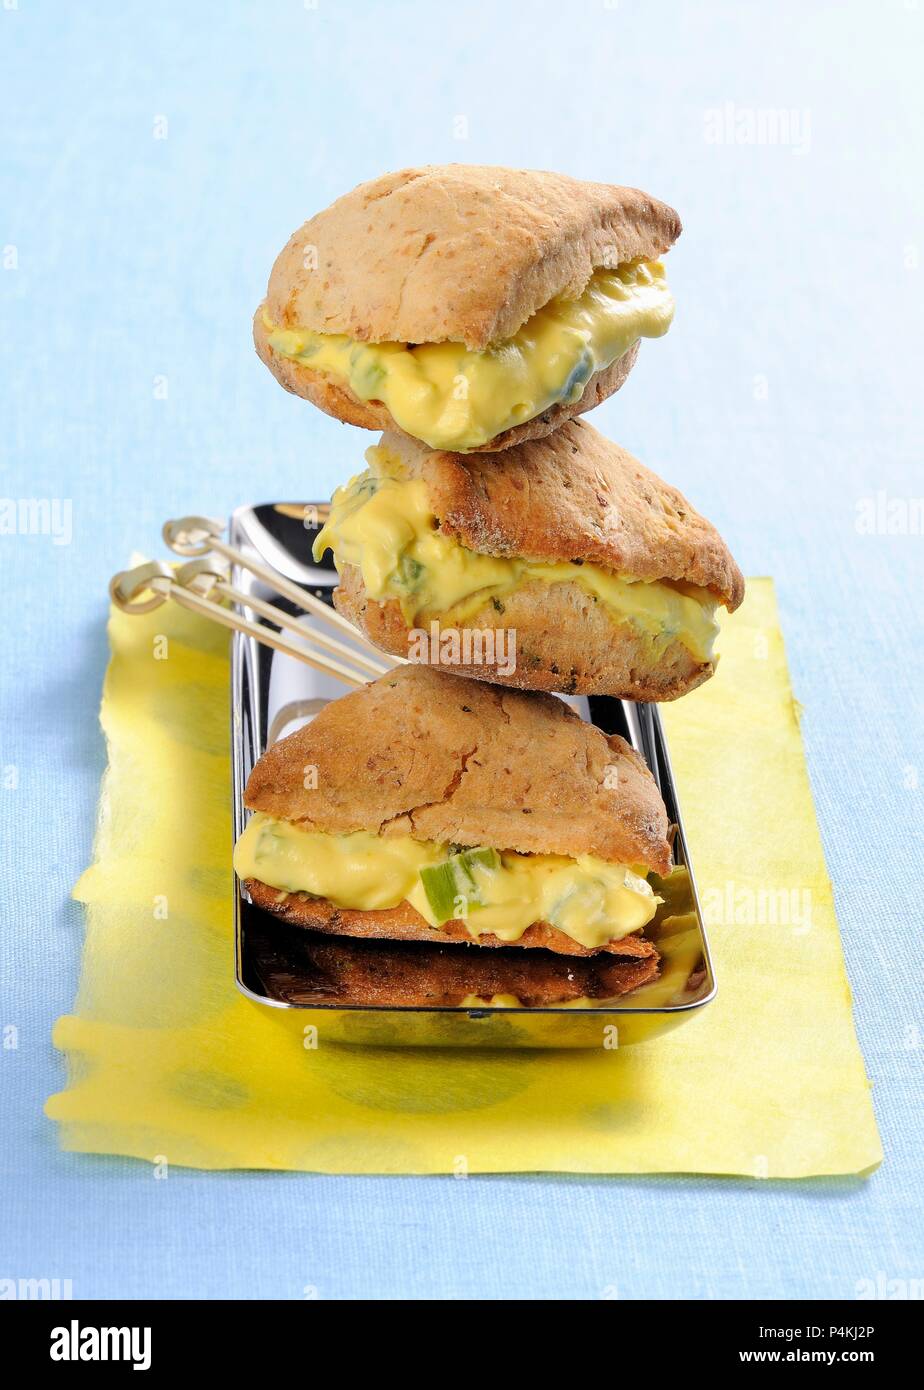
{"left": 263, "top": 259, "right": 673, "bottom": 451}
{"left": 234, "top": 813, "right": 657, "bottom": 950}
{"left": 313, "top": 449, "right": 720, "bottom": 664}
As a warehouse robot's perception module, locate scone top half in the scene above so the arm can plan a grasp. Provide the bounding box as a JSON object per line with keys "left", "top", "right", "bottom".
{"left": 233, "top": 665, "right": 671, "bottom": 958}
{"left": 255, "top": 165, "right": 681, "bottom": 453}
{"left": 313, "top": 418, "right": 745, "bottom": 701}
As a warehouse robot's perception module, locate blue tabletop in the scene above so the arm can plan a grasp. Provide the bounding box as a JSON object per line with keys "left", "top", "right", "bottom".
{"left": 2, "top": 0, "right": 922, "bottom": 1300}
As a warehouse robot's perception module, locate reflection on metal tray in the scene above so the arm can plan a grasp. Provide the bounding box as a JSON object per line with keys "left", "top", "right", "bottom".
{"left": 230, "top": 502, "right": 716, "bottom": 1049}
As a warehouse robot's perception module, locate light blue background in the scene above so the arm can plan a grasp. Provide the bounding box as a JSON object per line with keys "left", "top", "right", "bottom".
{"left": 1, "top": 0, "right": 922, "bottom": 1300}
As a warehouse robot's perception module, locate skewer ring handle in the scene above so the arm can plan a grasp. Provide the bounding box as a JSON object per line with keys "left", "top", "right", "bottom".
{"left": 175, "top": 557, "right": 227, "bottom": 600}
{"left": 162, "top": 515, "right": 224, "bottom": 557}
{"left": 109, "top": 561, "right": 173, "bottom": 614}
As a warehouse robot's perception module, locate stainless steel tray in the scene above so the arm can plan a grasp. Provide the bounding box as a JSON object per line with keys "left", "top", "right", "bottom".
{"left": 230, "top": 502, "right": 716, "bottom": 1048}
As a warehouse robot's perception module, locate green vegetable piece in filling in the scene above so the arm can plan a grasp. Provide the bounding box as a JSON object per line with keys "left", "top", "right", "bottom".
{"left": 419, "top": 846, "right": 501, "bottom": 924}
{"left": 547, "top": 878, "right": 606, "bottom": 932}
{"left": 394, "top": 554, "right": 425, "bottom": 590}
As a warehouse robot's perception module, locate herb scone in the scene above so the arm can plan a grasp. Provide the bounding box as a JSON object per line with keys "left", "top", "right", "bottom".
{"left": 233, "top": 664, "right": 671, "bottom": 962}
{"left": 312, "top": 418, "right": 745, "bottom": 700}
{"left": 254, "top": 164, "right": 681, "bottom": 452}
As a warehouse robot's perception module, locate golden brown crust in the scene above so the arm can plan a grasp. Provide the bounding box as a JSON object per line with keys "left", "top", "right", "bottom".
{"left": 243, "top": 664, "right": 671, "bottom": 873}
{"left": 253, "top": 308, "right": 640, "bottom": 453}
{"left": 261, "top": 165, "right": 681, "bottom": 351}
{"left": 245, "top": 878, "right": 660, "bottom": 960}
{"left": 386, "top": 417, "right": 744, "bottom": 607}
{"left": 334, "top": 565, "right": 714, "bottom": 702}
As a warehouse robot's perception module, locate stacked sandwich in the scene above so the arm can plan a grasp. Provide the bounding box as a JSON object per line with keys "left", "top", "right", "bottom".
{"left": 235, "top": 166, "right": 743, "bottom": 993}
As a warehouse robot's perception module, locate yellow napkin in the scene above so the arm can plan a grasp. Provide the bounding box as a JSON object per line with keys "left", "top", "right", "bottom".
{"left": 47, "top": 579, "right": 882, "bottom": 1176}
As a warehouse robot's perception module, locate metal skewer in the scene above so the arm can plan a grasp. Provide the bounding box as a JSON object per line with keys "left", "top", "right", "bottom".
{"left": 108, "top": 558, "right": 387, "bottom": 689}
{"left": 161, "top": 514, "right": 402, "bottom": 662}
{"left": 182, "top": 560, "right": 388, "bottom": 680}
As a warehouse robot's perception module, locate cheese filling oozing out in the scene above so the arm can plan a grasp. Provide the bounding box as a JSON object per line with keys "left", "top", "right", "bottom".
{"left": 263, "top": 259, "right": 674, "bottom": 451}
{"left": 312, "top": 449, "right": 721, "bottom": 664}
{"left": 233, "top": 813, "right": 658, "bottom": 950}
